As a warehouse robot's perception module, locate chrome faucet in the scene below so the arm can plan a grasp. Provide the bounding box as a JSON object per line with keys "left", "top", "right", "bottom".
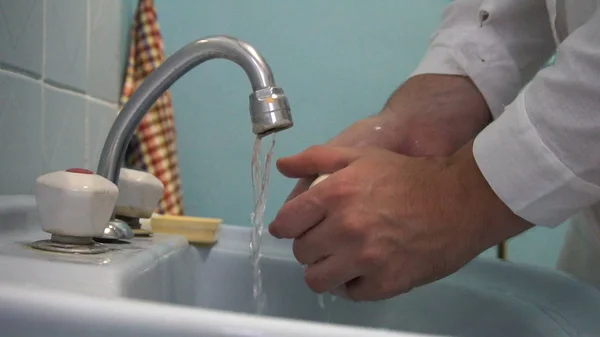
{"left": 94, "top": 35, "right": 293, "bottom": 241}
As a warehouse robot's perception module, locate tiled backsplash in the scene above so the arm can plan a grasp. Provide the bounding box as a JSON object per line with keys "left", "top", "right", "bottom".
{"left": 0, "top": 0, "right": 128, "bottom": 194}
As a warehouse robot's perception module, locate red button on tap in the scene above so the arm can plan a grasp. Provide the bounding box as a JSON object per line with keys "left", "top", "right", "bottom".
{"left": 66, "top": 168, "right": 94, "bottom": 175}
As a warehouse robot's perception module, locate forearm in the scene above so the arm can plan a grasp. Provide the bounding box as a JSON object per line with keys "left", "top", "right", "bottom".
{"left": 326, "top": 74, "right": 491, "bottom": 157}
{"left": 328, "top": 0, "right": 556, "bottom": 159}
{"left": 381, "top": 74, "right": 491, "bottom": 156}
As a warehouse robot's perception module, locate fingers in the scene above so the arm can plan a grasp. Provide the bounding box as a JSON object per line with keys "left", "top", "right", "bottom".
{"left": 284, "top": 178, "right": 313, "bottom": 203}
{"left": 292, "top": 218, "right": 335, "bottom": 265}
{"left": 345, "top": 274, "right": 412, "bottom": 302}
{"left": 273, "top": 145, "right": 361, "bottom": 238}
{"left": 285, "top": 172, "right": 331, "bottom": 204}
{"left": 276, "top": 145, "right": 362, "bottom": 178}
{"left": 330, "top": 284, "right": 351, "bottom": 299}
{"left": 269, "top": 190, "right": 327, "bottom": 239}
{"left": 344, "top": 277, "right": 376, "bottom": 301}
{"left": 304, "top": 255, "right": 362, "bottom": 294}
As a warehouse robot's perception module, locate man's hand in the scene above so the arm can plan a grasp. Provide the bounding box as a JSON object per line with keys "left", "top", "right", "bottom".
{"left": 268, "top": 143, "right": 532, "bottom": 301}
{"left": 284, "top": 74, "right": 491, "bottom": 202}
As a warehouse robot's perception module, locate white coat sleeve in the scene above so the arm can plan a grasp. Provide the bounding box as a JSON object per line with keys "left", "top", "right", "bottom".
{"left": 412, "top": 0, "right": 556, "bottom": 117}
{"left": 474, "top": 5, "right": 600, "bottom": 227}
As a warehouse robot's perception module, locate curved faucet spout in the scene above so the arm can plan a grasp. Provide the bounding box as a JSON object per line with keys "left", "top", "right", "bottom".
{"left": 96, "top": 35, "right": 292, "bottom": 185}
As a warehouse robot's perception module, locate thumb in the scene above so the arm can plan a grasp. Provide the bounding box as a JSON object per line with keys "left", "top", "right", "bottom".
{"left": 276, "top": 145, "right": 361, "bottom": 178}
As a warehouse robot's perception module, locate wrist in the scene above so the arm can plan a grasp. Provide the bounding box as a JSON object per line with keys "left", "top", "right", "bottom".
{"left": 448, "top": 141, "right": 533, "bottom": 251}
{"left": 381, "top": 74, "right": 492, "bottom": 157}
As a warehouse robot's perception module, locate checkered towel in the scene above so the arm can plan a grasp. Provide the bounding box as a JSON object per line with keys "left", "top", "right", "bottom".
{"left": 120, "top": 0, "right": 184, "bottom": 215}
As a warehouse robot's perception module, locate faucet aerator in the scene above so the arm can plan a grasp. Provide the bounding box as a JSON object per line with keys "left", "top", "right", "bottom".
{"left": 249, "top": 86, "right": 293, "bottom": 137}
{"left": 252, "top": 110, "right": 293, "bottom": 137}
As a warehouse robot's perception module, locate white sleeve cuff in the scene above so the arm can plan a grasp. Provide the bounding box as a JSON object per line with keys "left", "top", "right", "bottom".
{"left": 411, "top": 43, "right": 468, "bottom": 77}
{"left": 473, "top": 93, "right": 600, "bottom": 227}
{"left": 411, "top": 28, "right": 523, "bottom": 118}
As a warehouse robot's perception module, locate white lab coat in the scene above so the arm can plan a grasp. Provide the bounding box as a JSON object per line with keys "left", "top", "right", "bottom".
{"left": 411, "top": 0, "right": 600, "bottom": 288}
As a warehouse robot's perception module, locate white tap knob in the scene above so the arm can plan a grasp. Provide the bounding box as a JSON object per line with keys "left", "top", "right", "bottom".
{"left": 115, "top": 168, "right": 164, "bottom": 219}
{"left": 35, "top": 168, "right": 119, "bottom": 238}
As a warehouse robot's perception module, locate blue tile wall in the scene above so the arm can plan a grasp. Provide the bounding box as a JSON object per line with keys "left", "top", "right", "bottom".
{"left": 0, "top": 0, "right": 43, "bottom": 77}
{"left": 88, "top": 0, "right": 125, "bottom": 103}
{"left": 0, "top": 70, "right": 43, "bottom": 194}
{"left": 43, "top": 86, "right": 86, "bottom": 172}
{"left": 44, "top": 0, "right": 87, "bottom": 91}
{"left": 86, "top": 100, "right": 117, "bottom": 171}
{"left": 0, "top": 0, "right": 128, "bottom": 194}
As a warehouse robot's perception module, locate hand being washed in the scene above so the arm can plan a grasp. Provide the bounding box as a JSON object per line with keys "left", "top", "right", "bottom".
{"left": 283, "top": 74, "right": 491, "bottom": 203}
{"left": 268, "top": 142, "right": 532, "bottom": 301}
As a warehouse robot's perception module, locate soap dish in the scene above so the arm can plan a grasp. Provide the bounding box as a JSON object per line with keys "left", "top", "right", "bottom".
{"left": 150, "top": 214, "right": 222, "bottom": 245}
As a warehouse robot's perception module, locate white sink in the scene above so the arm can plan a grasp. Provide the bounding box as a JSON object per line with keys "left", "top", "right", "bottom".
{"left": 0, "top": 195, "right": 192, "bottom": 304}
{"left": 159, "top": 227, "right": 600, "bottom": 336}
{"left": 1, "top": 195, "right": 599, "bottom": 337}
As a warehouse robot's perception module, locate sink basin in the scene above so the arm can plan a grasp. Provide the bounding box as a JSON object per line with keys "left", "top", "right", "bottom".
{"left": 1, "top": 195, "right": 600, "bottom": 337}
{"left": 159, "top": 227, "right": 600, "bottom": 337}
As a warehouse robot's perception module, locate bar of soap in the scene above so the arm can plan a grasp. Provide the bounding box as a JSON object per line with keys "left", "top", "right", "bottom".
{"left": 150, "top": 214, "right": 222, "bottom": 245}
{"left": 309, "top": 174, "right": 330, "bottom": 189}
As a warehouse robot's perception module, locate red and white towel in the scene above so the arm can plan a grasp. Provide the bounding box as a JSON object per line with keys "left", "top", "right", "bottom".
{"left": 120, "top": 0, "right": 184, "bottom": 215}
